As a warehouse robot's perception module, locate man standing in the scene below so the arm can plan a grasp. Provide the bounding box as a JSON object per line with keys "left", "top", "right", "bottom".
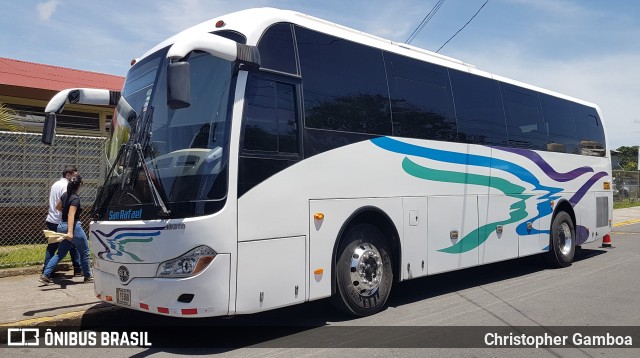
{"left": 44, "top": 165, "right": 82, "bottom": 276}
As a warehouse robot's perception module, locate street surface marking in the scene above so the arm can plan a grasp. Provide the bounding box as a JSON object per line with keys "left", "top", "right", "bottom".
{"left": 613, "top": 219, "right": 640, "bottom": 227}
{"left": 0, "top": 310, "right": 86, "bottom": 327}
{"left": 0, "top": 306, "right": 119, "bottom": 327}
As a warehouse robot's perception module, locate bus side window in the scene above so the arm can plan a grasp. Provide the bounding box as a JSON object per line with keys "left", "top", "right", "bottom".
{"left": 573, "top": 104, "right": 605, "bottom": 157}
{"left": 449, "top": 69, "right": 508, "bottom": 147}
{"left": 500, "top": 83, "right": 548, "bottom": 151}
{"left": 295, "top": 26, "right": 391, "bottom": 136}
{"left": 239, "top": 74, "right": 301, "bottom": 196}
{"left": 384, "top": 52, "right": 457, "bottom": 142}
{"left": 257, "top": 23, "right": 298, "bottom": 75}
{"left": 242, "top": 75, "right": 299, "bottom": 154}
{"left": 539, "top": 94, "right": 579, "bottom": 154}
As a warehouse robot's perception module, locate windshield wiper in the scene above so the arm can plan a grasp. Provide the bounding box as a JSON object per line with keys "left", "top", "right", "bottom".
{"left": 132, "top": 142, "right": 171, "bottom": 217}
{"left": 92, "top": 143, "right": 127, "bottom": 220}
{"left": 125, "top": 105, "right": 171, "bottom": 217}
{"left": 92, "top": 97, "right": 140, "bottom": 220}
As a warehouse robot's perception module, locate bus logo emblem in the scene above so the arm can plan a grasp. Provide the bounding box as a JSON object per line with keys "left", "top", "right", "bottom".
{"left": 118, "top": 266, "right": 130, "bottom": 282}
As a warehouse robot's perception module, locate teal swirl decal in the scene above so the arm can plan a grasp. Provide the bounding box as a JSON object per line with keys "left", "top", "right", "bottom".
{"left": 91, "top": 227, "right": 164, "bottom": 262}
{"left": 371, "top": 137, "right": 566, "bottom": 253}
{"left": 402, "top": 157, "right": 531, "bottom": 253}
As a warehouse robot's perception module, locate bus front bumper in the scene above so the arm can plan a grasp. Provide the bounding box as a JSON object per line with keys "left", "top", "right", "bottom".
{"left": 92, "top": 253, "right": 230, "bottom": 318}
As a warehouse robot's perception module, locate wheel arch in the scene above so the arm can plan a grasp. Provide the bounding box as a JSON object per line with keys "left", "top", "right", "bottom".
{"left": 552, "top": 199, "right": 576, "bottom": 230}
{"left": 330, "top": 206, "right": 401, "bottom": 296}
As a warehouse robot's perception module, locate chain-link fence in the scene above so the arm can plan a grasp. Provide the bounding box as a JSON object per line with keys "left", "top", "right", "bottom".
{"left": 0, "top": 131, "right": 105, "bottom": 268}
{"left": 612, "top": 170, "right": 640, "bottom": 203}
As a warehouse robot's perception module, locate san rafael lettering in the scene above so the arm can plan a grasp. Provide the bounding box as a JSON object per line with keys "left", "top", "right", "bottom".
{"left": 109, "top": 209, "right": 143, "bottom": 220}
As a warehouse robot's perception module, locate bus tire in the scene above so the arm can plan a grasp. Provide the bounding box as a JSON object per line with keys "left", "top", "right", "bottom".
{"left": 546, "top": 211, "right": 576, "bottom": 268}
{"left": 332, "top": 223, "right": 393, "bottom": 317}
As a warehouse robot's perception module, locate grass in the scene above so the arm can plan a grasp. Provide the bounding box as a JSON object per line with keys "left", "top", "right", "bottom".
{"left": 614, "top": 200, "right": 640, "bottom": 209}
{"left": 0, "top": 244, "right": 70, "bottom": 269}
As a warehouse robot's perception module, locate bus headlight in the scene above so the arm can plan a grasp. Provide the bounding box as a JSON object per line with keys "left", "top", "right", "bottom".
{"left": 156, "top": 246, "right": 217, "bottom": 278}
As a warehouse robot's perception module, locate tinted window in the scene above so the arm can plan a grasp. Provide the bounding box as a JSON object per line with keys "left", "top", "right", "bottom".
{"left": 257, "top": 23, "right": 297, "bottom": 74}
{"left": 573, "top": 104, "right": 605, "bottom": 157}
{"left": 275, "top": 82, "right": 298, "bottom": 153}
{"left": 303, "top": 128, "right": 374, "bottom": 158}
{"left": 238, "top": 157, "right": 298, "bottom": 196}
{"left": 539, "top": 94, "right": 579, "bottom": 154}
{"left": 242, "top": 75, "right": 299, "bottom": 153}
{"left": 449, "top": 70, "right": 508, "bottom": 146}
{"left": 500, "top": 83, "right": 547, "bottom": 150}
{"left": 296, "top": 26, "right": 391, "bottom": 135}
{"left": 239, "top": 74, "right": 300, "bottom": 196}
{"left": 385, "top": 52, "right": 457, "bottom": 141}
{"left": 243, "top": 78, "right": 277, "bottom": 151}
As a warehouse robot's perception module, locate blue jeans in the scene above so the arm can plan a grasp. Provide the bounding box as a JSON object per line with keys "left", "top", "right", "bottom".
{"left": 43, "top": 222, "right": 81, "bottom": 272}
{"left": 42, "top": 222, "right": 92, "bottom": 278}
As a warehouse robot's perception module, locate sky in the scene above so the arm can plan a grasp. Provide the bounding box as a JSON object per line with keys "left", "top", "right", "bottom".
{"left": 1, "top": 0, "right": 639, "bottom": 149}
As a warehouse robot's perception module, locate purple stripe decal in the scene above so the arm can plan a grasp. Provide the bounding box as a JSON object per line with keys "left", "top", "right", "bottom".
{"left": 493, "top": 147, "right": 593, "bottom": 182}
{"left": 569, "top": 172, "right": 609, "bottom": 205}
{"left": 575, "top": 225, "right": 590, "bottom": 245}
{"left": 94, "top": 226, "right": 166, "bottom": 238}
{"left": 91, "top": 226, "right": 165, "bottom": 260}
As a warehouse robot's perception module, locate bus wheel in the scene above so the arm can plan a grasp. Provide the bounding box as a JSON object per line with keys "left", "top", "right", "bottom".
{"left": 332, "top": 223, "right": 393, "bottom": 316}
{"left": 546, "top": 211, "right": 576, "bottom": 268}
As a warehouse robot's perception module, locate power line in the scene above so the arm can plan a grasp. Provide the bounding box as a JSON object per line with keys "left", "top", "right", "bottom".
{"left": 405, "top": 0, "right": 446, "bottom": 44}
{"left": 436, "top": 0, "right": 489, "bottom": 53}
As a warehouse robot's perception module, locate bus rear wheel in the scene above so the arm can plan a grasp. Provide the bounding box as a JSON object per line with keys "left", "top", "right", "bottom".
{"left": 546, "top": 211, "right": 576, "bottom": 268}
{"left": 332, "top": 223, "right": 393, "bottom": 316}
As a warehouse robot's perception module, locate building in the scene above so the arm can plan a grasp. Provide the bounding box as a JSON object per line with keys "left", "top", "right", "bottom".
{"left": 0, "top": 58, "right": 123, "bottom": 266}
{"left": 0, "top": 57, "right": 123, "bottom": 136}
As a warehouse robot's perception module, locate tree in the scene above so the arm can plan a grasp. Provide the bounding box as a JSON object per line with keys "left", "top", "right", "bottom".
{"left": 615, "top": 145, "right": 639, "bottom": 171}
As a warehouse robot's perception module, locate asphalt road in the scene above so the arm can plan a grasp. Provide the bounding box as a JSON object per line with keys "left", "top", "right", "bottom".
{"left": 4, "top": 224, "right": 640, "bottom": 357}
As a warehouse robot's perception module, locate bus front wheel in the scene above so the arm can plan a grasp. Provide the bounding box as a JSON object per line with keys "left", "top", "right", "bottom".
{"left": 546, "top": 211, "right": 576, "bottom": 268}
{"left": 332, "top": 223, "right": 393, "bottom": 316}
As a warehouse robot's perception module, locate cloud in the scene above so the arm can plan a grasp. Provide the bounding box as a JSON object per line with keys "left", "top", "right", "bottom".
{"left": 36, "top": 0, "right": 59, "bottom": 21}
{"left": 9, "top": 0, "right": 638, "bottom": 150}
{"left": 446, "top": 44, "right": 640, "bottom": 149}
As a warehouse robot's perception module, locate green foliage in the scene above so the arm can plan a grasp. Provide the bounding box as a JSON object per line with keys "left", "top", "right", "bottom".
{"left": 0, "top": 244, "right": 46, "bottom": 268}
{"left": 615, "top": 146, "right": 639, "bottom": 171}
{"left": 0, "top": 244, "right": 71, "bottom": 269}
{"left": 614, "top": 200, "right": 640, "bottom": 209}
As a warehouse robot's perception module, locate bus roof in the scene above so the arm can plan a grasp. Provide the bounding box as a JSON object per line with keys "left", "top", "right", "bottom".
{"left": 140, "top": 7, "right": 600, "bottom": 112}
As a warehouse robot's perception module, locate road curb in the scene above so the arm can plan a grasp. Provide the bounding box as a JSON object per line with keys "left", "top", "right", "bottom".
{"left": 0, "top": 264, "right": 73, "bottom": 279}
{"left": 0, "top": 304, "right": 123, "bottom": 328}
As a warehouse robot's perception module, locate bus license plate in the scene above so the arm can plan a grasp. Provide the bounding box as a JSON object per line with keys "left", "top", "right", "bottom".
{"left": 116, "top": 288, "right": 131, "bottom": 306}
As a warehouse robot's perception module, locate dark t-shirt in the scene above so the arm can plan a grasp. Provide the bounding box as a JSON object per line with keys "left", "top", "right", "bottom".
{"left": 61, "top": 193, "right": 82, "bottom": 222}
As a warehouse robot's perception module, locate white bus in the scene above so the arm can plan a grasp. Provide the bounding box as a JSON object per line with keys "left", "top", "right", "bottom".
{"left": 42, "top": 8, "right": 612, "bottom": 317}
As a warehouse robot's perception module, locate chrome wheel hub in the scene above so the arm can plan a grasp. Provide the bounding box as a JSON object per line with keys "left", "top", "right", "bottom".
{"left": 349, "top": 243, "right": 383, "bottom": 297}
{"left": 558, "top": 222, "right": 573, "bottom": 256}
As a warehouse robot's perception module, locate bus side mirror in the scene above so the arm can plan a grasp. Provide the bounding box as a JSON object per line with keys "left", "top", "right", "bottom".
{"left": 42, "top": 112, "right": 57, "bottom": 145}
{"left": 167, "top": 61, "right": 191, "bottom": 109}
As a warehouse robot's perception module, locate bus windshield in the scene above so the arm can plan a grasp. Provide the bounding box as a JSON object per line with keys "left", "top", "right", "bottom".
{"left": 97, "top": 49, "right": 234, "bottom": 220}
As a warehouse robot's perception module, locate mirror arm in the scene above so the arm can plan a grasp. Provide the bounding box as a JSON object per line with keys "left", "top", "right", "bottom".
{"left": 42, "top": 88, "right": 120, "bottom": 145}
